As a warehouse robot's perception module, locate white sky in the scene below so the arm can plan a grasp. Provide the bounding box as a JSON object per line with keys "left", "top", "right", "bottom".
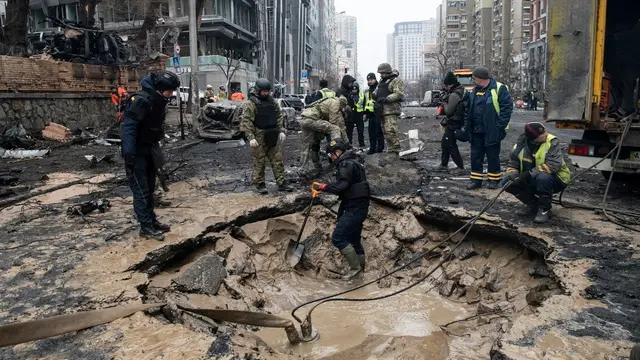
{"left": 334, "top": 0, "right": 441, "bottom": 84}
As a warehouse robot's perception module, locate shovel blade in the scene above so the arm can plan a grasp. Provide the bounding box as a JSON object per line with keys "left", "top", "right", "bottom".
{"left": 285, "top": 240, "right": 304, "bottom": 267}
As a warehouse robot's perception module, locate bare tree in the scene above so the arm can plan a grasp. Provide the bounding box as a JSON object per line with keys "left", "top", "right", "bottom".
{"left": 0, "top": 0, "right": 31, "bottom": 55}
{"left": 216, "top": 48, "right": 247, "bottom": 92}
{"left": 424, "top": 41, "right": 461, "bottom": 78}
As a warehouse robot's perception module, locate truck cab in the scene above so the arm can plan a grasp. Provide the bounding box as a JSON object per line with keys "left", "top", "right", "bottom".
{"left": 453, "top": 69, "right": 475, "bottom": 92}
{"left": 546, "top": 0, "right": 640, "bottom": 176}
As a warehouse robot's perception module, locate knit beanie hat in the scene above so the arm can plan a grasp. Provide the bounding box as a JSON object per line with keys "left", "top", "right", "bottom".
{"left": 471, "top": 66, "right": 490, "bottom": 80}
{"left": 525, "top": 122, "right": 546, "bottom": 141}
{"left": 443, "top": 72, "right": 459, "bottom": 86}
{"left": 367, "top": 73, "right": 376, "bottom": 80}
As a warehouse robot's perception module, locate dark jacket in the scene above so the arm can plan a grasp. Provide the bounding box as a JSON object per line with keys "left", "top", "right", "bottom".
{"left": 464, "top": 78, "right": 513, "bottom": 146}
{"left": 337, "top": 75, "right": 356, "bottom": 104}
{"left": 324, "top": 150, "right": 370, "bottom": 209}
{"left": 121, "top": 75, "right": 168, "bottom": 157}
{"left": 442, "top": 85, "right": 466, "bottom": 130}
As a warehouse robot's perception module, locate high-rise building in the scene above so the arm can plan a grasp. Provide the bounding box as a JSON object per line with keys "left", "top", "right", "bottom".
{"left": 471, "top": 0, "right": 493, "bottom": 67}
{"left": 390, "top": 20, "right": 437, "bottom": 82}
{"left": 387, "top": 33, "right": 395, "bottom": 66}
{"left": 528, "top": 0, "right": 547, "bottom": 91}
{"left": 491, "top": 0, "right": 531, "bottom": 83}
{"left": 436, "top": 0, "right": 474, "bottom": 71}
{"left": 334, "top": 13, "right": 358, "bottom": 80}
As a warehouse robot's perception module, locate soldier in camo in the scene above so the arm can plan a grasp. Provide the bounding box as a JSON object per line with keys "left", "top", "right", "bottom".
{"left": 373, "top": 63, "right": 405, "bottom": 154}
{"left": 239, "top": 78, "right": 293, "bottom": 194}
{"left": 298, "top": 96, "right": 350, "bottom": 170}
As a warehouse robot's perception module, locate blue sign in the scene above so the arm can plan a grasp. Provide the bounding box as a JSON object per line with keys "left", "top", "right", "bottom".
{"left": 301, "top": 70, "right": 308, "bottom": 79}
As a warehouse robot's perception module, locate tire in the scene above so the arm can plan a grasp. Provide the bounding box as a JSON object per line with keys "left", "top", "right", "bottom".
{"left": 170, "top": 97, "right": 178, "bottom": 106}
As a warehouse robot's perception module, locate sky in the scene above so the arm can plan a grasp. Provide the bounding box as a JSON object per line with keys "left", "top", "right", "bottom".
{"left": 334, "top": 0, "right": 441, "bottom": 84}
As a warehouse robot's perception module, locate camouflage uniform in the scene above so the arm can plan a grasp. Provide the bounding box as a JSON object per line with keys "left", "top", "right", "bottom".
{"left": 298, "top": 96, "right": 349, "bottom": 169}
{"left": 373, "top": 67, "right": 404, "bottom": 153}
{"left": 239, "top": 91, "right": 286, "bottom": 186}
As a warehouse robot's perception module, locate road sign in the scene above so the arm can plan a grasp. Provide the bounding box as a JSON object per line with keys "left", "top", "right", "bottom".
{"left": 301, "top": 70, "right": 308, "bottom": 79}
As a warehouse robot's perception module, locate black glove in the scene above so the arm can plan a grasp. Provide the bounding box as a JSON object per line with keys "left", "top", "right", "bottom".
{"left": 377, "top": 97, "right": 387, "bottom": 104}
{"left": 513, "top": 170, "right": 531, "bottom": 185}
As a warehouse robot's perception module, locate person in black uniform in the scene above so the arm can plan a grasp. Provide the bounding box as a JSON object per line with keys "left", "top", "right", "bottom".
{"left": 121, "top": 71, "right": 180, "bottom": 241}
{"left": 313, "top": 139, "right": 370, "bottom": 280}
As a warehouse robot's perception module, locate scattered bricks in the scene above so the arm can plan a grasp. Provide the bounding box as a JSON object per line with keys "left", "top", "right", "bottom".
{"left": 42, "top": 122, "right": 72, "bottom": 142}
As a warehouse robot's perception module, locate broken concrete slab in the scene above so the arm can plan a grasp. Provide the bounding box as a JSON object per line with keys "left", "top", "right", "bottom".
{"left": 458, "top": 274, "right": 476, "bottom": 287}
{"left": 394, "top": 212, "right": 426, "bottom": 243}
{"left": 214, "top": 139, "right": 246, "bottom": 150}
{"left": 506, "top": 286, "right": 529, "bottom": 301}
{"left": 173, "top": 254, "right": 226, "bottom": 295}
{"left": 439, "top": 280, "right": 456, "bottom": 296}
{"left": 477, "top": 300, "right": 514, "bottom": 315}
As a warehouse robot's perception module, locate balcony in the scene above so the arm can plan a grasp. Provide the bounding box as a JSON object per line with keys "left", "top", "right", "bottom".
{"left": 166, "top": 55, "right": 257, "bottom": 73}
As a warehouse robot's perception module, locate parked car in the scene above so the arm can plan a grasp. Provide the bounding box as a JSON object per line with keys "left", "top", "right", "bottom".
{"left": 170, "top": 87, "right": 204, "bottom": 106}
{"left": 421, "top": 90, "right": 443, "bottom": 107}
{"left": 281, "top": 94, "right": 304, "bottom": 111}
{"left": 276, "top": 98, "right": 298, "bottom": 130}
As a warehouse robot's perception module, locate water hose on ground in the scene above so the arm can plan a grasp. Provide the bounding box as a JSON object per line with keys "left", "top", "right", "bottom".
{"left": 291, "top": 182, "right": 512, "bottom": 335}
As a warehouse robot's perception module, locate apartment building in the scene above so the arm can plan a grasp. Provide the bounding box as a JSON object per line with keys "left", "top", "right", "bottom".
{"left": 334, "top": 13, "right": 357, "bottom": 80}
{"left": 437, "top": 0, "right": 474, "bottom": 69}
{"left": 527, "top": 0, "right": 547, "bottom": 91}
{"left": 389, "top": 20, "right": 437, "bottom": 82}
{"left": 471, "top": 0, "right": 493, "bottom": 67}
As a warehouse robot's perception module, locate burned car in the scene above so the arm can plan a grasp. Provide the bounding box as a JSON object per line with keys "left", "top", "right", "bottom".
{"left": 196, "top": 100, "right": 244, "bottom": 141}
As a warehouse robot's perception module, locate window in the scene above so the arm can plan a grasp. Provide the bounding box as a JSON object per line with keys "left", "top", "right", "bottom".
{"left": 346, "top": 50, "right": 352, "bottom": 58}
{"left": 448, "top": 1, "right": 459, "bottom": 7}
{"left": 523, "top": 19, "right": 530, "bottom": 25}
{"left": 447, "top": 32, "right": 460, "bottom": 38}
{"left": 460, "top": 15, "right": 468, "bottom": 22}
{"left": 446, "top": 15, "right": 459, "bottom": 21}
{"left": 523, "top": 7, "right": 531, "bottom": 14}
{"left": 447, "top": 24, "right": 459, "bottom": 29}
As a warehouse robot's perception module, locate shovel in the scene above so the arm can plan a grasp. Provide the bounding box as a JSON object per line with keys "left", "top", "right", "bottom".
{"left": 285, "top": 185, "right": 321, "bottom": 267}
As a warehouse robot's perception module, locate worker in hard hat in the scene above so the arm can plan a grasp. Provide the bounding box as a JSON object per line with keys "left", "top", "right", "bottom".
{"left": 204, "top": 85, "right": 215, "bottom": 99}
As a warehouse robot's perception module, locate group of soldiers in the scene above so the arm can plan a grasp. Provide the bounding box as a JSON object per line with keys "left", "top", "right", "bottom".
{"left": 238, "top": 62, "right": 405, "bottom": 195}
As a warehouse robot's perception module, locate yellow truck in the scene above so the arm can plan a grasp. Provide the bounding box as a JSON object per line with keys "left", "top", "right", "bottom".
{"left": 453, "top": 69, "right": 475, "bottom": 92}
{"left": 546, "top": 0, "right": 640, "bottom": 176}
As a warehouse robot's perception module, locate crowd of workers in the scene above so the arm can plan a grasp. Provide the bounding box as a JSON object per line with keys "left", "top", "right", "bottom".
{"left": 116, "top": 64, "right": 573, "bottom": 280}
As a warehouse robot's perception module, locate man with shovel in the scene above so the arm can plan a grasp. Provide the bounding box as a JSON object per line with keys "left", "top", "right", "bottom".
{"left": 313, "top": 140, "right": 370, "bottom": 280}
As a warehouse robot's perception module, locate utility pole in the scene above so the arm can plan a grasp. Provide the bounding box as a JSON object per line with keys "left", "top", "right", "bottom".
{"left": 189, "top": 0, "right": 200, "bottom": 118}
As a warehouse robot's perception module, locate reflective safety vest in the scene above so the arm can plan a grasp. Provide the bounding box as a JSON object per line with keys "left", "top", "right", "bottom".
{"left": 491, "top": 82, "right": 510, "bottom": 130}
{"left": 363, "top": 90, "right": 375, "bottom": 112}
{"left": 320, "top": 88, "right": 335, "bottom": 98}
{"left": 516, "top": 134, "right": 571, "bottom": 184}
{"left": 355, "top": 93, "right": 365, "bottom": 112}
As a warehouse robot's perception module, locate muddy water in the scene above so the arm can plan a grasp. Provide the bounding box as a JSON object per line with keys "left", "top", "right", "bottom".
{"left": 257, "top": 276, "right": 472, "bottom": 359}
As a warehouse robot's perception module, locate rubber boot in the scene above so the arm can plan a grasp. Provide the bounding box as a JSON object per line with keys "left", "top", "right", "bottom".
{"left": 534, "top": 195, "right": 552, "bottom": 224}
{"left": 140, "top": 225, "right": 165, "bottom": 241}
{"left": 358, "top": 254, "right": 366, "bottom": 272}
{"left": 467, "top": 182, "right": 482, "bottom": 190}
{"left": 256, "top": 183, "right": 268, "bottom": 195}
{"left": 340, "top": 245, "right": 362, "bottom": 281}
{"left": 516, "top": 202, "right": 538, "bottom": 216}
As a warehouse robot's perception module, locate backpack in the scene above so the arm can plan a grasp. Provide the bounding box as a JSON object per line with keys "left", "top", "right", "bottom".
{"left": 453, "top": 88, "right": 468, "bottom": 126}
{"left": 122, "top": 91, "right": 153, "bottom": 114}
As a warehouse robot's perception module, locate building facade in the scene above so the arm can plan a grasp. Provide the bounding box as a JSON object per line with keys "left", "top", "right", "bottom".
{"left": 334, "top": 13, "right": 357, "bottom": 81}
{"left": 471, "top": 0, "right": 493, "bottom": 67}
{"left": 527, "top": 0, "right": 547, "bottom": 92}
{"left": 389, "top": 20, "right": 437, "bottom": 82}
{"left": 436, "top": 0, "right": 474, "bottom": 70}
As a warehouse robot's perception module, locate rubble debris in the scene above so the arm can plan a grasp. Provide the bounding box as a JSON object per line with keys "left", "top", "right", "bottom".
{"left": 67, "top": 199, "right": 111, "bottom": 216}
{"left": 458, "top": 274, "right": 475, "bottom": 287}
{"left": 42, "top": 123, "right": 72, "bottom": 142}
{"left": 214, "top": 139, "right": 246, "bottom": 150}
{"left": 477, "top": 301, "right": 514, "bottom": 315}
{"left": 172, "top": 254, "right": 227, "bottom": 295}
{"left": 399, "top": 129, "right": 425, "bottom": 158}
{"left": 84, "top": 154, "right": 115, "bottom": 167}
{"left": 506, "top": 286, "right": 529, "bottom": 301}
{"left": 394, "top": 212, "right": 426, "bottom": 242}
{"left": 0, "top": 147, "right": 50, "bottom": 159}
{"left": 452, "top": 241, "right": 477, "bottom": 260}
{"left": 528, "top": 258, "right": 551, "bottom": 278}
{"left": 526, "top": 284, "right": 557, "bottom": 306}
{"left": 439, "top": 280, "right": 456, "bottom": 296}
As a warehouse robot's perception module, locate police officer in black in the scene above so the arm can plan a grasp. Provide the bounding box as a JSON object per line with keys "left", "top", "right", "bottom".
{"left": 121, "top": 71, "right": 180, "bottom": 241}
{"left": 313, "top": 140, "right": 370, "bottom": 280}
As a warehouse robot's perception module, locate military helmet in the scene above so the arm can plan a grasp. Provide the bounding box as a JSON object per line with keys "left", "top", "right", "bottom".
{"left": 153, "top": 71, "right": 180, "bottom": 91}
{"left": 326, "top": 139, "right": 348, "bottom": 154}
{"left": 255, "top": 78, "right": 272, "bottom": 91}
{"left": 377, "top": 63, "right": 393, "bottom": 74}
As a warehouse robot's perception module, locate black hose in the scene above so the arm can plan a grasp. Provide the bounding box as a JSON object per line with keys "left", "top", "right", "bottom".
{"left": 290, "top": 181, "right": 511, "bottom": 323}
